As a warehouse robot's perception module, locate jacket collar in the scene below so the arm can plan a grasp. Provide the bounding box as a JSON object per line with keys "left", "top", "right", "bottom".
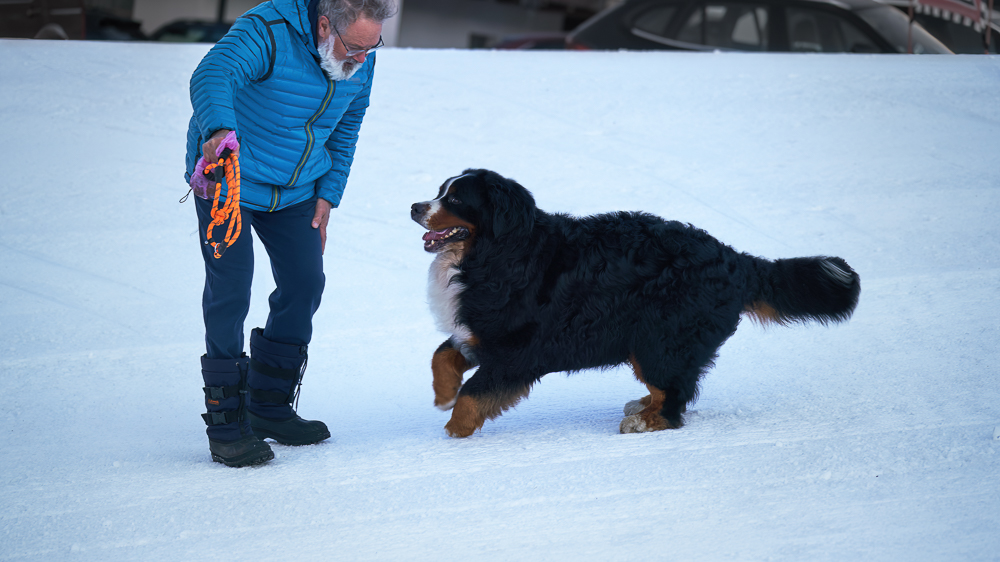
{"left": 270, "top": 0, "right": 320, "bottom": 53}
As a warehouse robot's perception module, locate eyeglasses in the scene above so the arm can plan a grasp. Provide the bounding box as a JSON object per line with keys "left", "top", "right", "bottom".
{"left": 333, "top": 24, "right": 383, "bottom": 57}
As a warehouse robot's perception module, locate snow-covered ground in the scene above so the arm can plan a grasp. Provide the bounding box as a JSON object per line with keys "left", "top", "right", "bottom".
{"left": 1, "top": 39, "right": 998, "bottom": 561}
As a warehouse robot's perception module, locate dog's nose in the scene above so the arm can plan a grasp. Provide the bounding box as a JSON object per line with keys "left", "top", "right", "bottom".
{"left": 411, "top": 202, "right": 429, "bottom": 218}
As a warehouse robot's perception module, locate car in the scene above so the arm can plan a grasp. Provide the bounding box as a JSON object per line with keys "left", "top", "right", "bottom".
{"left": 911, "top": 11, "right": 998, "bottom": 52}
{"left": 878, "top": 0, "right": 999, "bottom": 53}
{"left": 492, "top": 33, "right": 568, "bottom": 50}
{"left": 566, "top": 0, "right": 953, "bottom": 53}
{"left": 0, "top": 0, "right": 84, "bottom": 39}
{"left": 86, "top": 9, "right": 147, "bottom": 41}
{"left": 150, "top": 19, "right": 232, "bottom": 43}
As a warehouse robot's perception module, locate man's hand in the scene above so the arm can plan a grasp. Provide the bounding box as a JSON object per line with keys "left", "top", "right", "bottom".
{"left": 312, "top": 198, "right": 332, "bottom": 254}
{"left": 202, "top": 129, "right": 233, "bottom": 162}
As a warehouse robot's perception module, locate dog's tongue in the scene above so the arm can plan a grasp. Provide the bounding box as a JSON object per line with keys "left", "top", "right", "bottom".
{"left": 422, "top": 229, "right": 450, "bottom": 241}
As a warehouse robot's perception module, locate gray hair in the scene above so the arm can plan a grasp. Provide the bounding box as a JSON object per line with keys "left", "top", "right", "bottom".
{"left": 319, "top": 0, "right": 398, "bottom": 31}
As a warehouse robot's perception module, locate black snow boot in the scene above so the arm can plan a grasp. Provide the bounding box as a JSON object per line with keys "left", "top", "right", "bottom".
{"left": 247, "top": 328, "right": 331, "bottom": 446}
{"left": 201, "top": 354, "right": 274, "bottom": 467}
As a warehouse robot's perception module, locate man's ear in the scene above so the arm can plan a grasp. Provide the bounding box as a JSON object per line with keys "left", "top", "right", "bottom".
{"left": 317, "top": 15, "right": 331, "bottom": 43}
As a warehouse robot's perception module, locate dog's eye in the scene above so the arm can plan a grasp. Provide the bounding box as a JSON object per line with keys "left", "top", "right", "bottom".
{"left": 447, "top": 195, "right": 462, "bottom": 205}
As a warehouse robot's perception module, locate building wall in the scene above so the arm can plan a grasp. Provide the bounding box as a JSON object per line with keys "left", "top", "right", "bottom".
{"left": 133, "top": 0, "right": 258, "bottom": 35}
{"left": 132, "top": 0, "right": 403, "bottom": 45}
{"left": 397, "top": 0, "right": 563, "bottom": 48}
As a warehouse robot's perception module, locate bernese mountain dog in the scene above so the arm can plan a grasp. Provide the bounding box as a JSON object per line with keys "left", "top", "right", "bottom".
{"left": 411, "top": 169, "right": 860, "bottom": 438}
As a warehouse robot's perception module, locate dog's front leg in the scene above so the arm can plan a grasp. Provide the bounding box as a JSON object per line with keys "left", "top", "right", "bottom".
{"left": 445, "top": 368, "right": 532, "bottom": 438}
{"left": 431, "top": 339, "right": 475, "bottom": 410}
{"left": 445, "top": 395, "right": 486, "bottom": 438}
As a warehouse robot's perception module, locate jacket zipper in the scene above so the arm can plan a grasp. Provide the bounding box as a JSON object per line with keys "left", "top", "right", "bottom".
{"left": 268, "top": 185, "right": 281, "bottom": 212}
{"left": 285, "top": 78, "right": 335, "bottom": 190}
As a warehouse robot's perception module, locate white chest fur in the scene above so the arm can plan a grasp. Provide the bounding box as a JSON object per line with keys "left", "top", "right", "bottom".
{"left": 428, "top": 249, "right": 475, "bottom": 355}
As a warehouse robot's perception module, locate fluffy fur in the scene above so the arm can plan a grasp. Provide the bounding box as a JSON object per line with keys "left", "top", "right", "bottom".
{"left": 411, "top": 169, "right": 861, "bottom": 437}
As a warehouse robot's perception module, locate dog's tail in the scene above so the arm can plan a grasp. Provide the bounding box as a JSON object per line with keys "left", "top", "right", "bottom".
{"left": 743, "top": 256, "right": 860, "bottom": 326}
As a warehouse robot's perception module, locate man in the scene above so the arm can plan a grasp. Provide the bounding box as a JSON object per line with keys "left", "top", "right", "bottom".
{"left": 185, "top": 0, "right": 396, "bottom": 467}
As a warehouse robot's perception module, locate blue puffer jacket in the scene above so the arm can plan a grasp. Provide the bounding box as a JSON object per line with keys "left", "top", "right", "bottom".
{"left": 185, "top": 0, "right": 374, "bottom": 211}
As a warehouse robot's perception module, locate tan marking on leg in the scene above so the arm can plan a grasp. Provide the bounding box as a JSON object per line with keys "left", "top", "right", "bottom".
{"left": 431, "top": 346, "right": 471, "bottom": 410}
{"left": 621, "top": 354, "right": 678, "bottom": 433}
{"left": 638, "top": 383, "right": 671, "bottom": 431}
{"left": 624, "top": 354, "right": 654, "bottom": 415}
{"left": 444, "top": 385, "right": 531, "bottom": 438}
{"left": 445, "top": 395, "right": 485, "bottom": 438}
{"left": 629, "top": 353, "right": 646, "bottom": 384}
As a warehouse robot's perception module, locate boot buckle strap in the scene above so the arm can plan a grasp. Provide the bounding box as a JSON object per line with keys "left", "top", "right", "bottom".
{"left": 202, "top": 411, "right": 237, "bottom": 426}
{"left": 203, "top": 384, "right": 240, "bottom": 400}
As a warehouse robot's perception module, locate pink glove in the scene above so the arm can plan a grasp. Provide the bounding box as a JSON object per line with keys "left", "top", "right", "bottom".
{"left": 190, "top": 131, "right": 240, "bottom": 200}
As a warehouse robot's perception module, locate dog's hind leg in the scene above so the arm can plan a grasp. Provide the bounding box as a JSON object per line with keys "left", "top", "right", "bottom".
{"left": 620, "top": 353, "right": 692, "bottom": 433}
{"left": 621, "top": 354, "right": 673, "bottom": 433}
{"left": 432, "top": 339, "right": 477, "bottom": 410}
{"left": 623, "top": 394, "right": 686, "bottom": 416}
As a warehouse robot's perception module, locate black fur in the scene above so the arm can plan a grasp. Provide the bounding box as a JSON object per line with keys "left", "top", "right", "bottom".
{"left": 415, "top": 169, "right": 860, "bottom": 432}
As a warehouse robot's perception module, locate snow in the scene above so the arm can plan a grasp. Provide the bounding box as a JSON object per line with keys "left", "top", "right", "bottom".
{"left": 1, "top": 39, "right": 999, "bottom": 561}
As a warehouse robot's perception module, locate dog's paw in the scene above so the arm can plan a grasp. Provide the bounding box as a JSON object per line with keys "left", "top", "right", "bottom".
{"left": 443, "top": 395, "right": 483, "bottom": 438}
{"left": 434, "top": 383, "right": 462, "bottom": 411}
{"left": 434, "top": 384, "right": 462, "bottom": 411}
{"left": 623, "top": 394, "right": 653, "bottom": 416}
{"left": 444, "top": 419, "right": 477, "bottom": 438}
{"left": 435, "top": 395, "right": 458, "bottom": 411}
{"left": 619, "top": 414, "right": 650, "bottom": 434}
{"left": 623, "top": 399, "right": 645, "bottom": 416}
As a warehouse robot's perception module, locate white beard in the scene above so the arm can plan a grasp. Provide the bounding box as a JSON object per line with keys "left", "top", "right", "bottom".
{"left": 318, "top": 35, "right": 361, "bottom": 81}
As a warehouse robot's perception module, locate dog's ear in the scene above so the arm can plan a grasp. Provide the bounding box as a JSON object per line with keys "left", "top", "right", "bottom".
{"left": 485, "top": 174, "right": 536, "bottom": 238}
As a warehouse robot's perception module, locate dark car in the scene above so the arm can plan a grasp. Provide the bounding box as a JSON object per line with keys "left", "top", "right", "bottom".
{"left": 912, "top": 12, "right": 998, "bottom": 52}
{"left": 0, "top": 0, "right": 84, "bottom": 39}
{"left": 493, "top": 33, "right": 569, "bottom": 50}
{"left": 150, "top": 19, "right": 233, "bottom": 43}
{"left": 878, "top": 0, "right": 999, "bottom": 53}
{"left": 86, "top": 9, "right": 147, "bottom": 41}
{"left": 567, "top": 0, "right": 953, "bottom": 53}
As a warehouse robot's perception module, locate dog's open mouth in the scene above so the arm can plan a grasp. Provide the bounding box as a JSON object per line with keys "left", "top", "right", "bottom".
{"left": 422, "top": 227, "right": 470, "bottom": 251}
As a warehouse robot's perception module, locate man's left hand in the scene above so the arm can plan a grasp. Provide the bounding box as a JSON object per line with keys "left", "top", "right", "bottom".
{"left": 312, "top": 198, "right": 332, "bottom": 254}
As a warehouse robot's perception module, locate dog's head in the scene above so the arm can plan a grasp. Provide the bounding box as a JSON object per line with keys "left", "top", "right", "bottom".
{"left": 411, "top": 169, "right": 536, "bottom": 254}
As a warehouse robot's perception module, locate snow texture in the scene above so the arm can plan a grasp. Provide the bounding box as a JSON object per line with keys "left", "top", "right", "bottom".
{"left": 1, "top": 40, "right": 999, "bottom": 561}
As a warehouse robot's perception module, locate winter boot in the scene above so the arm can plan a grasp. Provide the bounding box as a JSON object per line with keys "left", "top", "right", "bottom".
{"left": 247, "top": 328, "right": 331, "bottom": 446}
{"left": 201, "top": 354, "right": 274, "bottom": 467}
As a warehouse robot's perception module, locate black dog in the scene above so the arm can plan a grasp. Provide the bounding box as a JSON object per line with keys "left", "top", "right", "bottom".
{"left": 411, "top": 169, "right": 860, "bottom": 437}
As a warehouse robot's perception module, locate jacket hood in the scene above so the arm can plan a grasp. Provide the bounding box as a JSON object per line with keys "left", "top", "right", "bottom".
{"left": 270, "top": 0, "right": 319, "bottom": 50}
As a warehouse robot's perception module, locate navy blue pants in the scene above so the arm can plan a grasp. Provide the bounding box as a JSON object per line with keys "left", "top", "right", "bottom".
{"left": 196, "top": 197, "right": 325, "bottom": 359}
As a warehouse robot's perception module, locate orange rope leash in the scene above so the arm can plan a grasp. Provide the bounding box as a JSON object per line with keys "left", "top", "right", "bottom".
{"left": 203, "top": 148, "right": 242, "bottom": 259}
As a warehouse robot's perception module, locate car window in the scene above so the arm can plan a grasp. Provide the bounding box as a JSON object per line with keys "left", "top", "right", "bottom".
{"left": 786, "top": 6, "right": 879, "bottom": 52}
{"left": 914, "top": 14, "right": 998, "bottom": 53}
{"left": 634, "top": 5, "right": 681, "bottom": 36}
{"left": 675, "top": 3, "right": 770, "bottom": 50}
{"left": 853, "top": 6, "right": 953, "bottom": 53}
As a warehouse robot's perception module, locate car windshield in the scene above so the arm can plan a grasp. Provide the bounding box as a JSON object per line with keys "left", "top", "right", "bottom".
{"left": 855, "top": 5, "right": 953, "bottom": 53}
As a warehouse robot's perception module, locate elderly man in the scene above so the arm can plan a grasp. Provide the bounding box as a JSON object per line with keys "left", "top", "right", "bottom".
{"left": 185, "top": 0, "right": 396, "bottom": 467}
